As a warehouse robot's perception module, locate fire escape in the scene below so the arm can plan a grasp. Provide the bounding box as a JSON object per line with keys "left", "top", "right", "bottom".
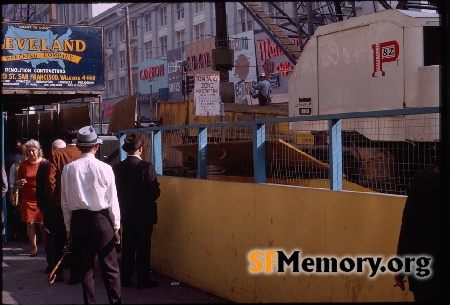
{"left": 9, "top": 4, "right": 37, "bottom": 22}
{"left": 239, "top": 1, "right": 439, "bottom": 65}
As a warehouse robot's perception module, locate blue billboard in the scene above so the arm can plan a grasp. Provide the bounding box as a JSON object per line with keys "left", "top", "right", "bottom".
{"left": 1, "top": 22, "right": 104, "bottom": 90}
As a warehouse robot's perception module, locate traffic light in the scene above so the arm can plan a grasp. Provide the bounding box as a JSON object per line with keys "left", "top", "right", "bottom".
{"left": 186, "top": 74, "right": 194, "bottom": 95}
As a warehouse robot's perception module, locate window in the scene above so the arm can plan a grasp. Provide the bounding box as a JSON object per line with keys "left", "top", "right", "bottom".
{"left": 194, "top": 2, "right": 204, "bottom": 14}
{"left": 106, "top": 29, "right": 113, "bottom": 47}
{"left": 120, "top": 76, "right": 126, "bottom": 94}
{"left": 159, "top": 6, "right": 167, "bottom": 27}
{"left": 343, "top": 1, "right": 362, "bottom": 8}
{"left": 239, "top": 9, "right": 253, "bottom": 32}
{"left": 268, "top": 2, "right": 284, "bottom": 25}
{"left": 71, "top": 9, "right": 76, "bottom": 24}
{"left": 194, "top": 23, "right": 205, "bottom": 42}
{"left": 160, "top": 36, "right": 168, "bottom": 56}
{"left": 120, "top": 24, "right": 126, "bottom": 42}
{"left": 145, "top": 41, "right": 153, "bottom": 60}
{"left": 176, "top": 30, "right": 185, "bottom": 48}
{"left": 108, "top": 55, "right": 114, "bottom": 72}
{"left": 108, "top": 79, "right": 115, "bottom": 94}
{"left": 132, "top": 73, "right": 138, "bottom": 94}
{"left": 119, "top": 50, "right": 126, "bottom": 68}
{"left": 132, "top": 46, "right": 138, "bottom": 65}
{"left": 144, "top": 13, "right": 152, "bottom": 32}
{"left": 131, "top": 19, "right": 138, "bottom": 38}
{"left": 176, "top": 3, "right": 184, "bottom": 20}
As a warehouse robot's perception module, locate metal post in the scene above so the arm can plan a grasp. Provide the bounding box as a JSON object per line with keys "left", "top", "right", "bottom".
{"left": 125, "top": 6, "right": 133, "bottom": 96}
{"left": 56, "top": 102, "right": 60, "bottom": 137}
{"left": 329, "top": 119, "right": 343, "bottom": 191}
{"left": 253, "top": 123, "right": 266, "bottom": 183}
{"left": 149, "top": 82, "right": 153, "bottom": 120}
{"left": 220, "top": 99, "right": 225, "bottom": 142}
{"left": 307, "top": 2, "right": 314, "bottom": 37}
{"left": 99, "top": 95, "right": 103, "bottom": 135}
{"left": 198, "top": 127, "right": 208, "bottom": 179}
{"left": 1, "top": 101, "right": 7, "bottom": 243}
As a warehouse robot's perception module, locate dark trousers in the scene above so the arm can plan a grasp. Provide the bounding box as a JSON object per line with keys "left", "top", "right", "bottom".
{"left": 43, "top": 204, "right": 56, "bottom": 265}
{"left": 252, "top": 93, "right": 270, "bottom": 106}
{"left": 121, "top": 224, "right": 153, "bottom": 284}
{"left": 7, "top": 203, "right": 22, "bottom": 239}
{"left": 50, "top": 206, "right": 80, "bottom": 277}
{"left": 71, "top": 209, "right": 121, "bottom": 305}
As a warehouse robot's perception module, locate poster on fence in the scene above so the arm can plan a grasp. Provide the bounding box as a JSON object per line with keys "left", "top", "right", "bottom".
{"left": 195, "top": 74, "right": 221, "bottom": 116}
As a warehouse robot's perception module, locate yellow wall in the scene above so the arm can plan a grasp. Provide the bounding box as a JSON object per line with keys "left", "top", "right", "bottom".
{"left": 152, "top": 177, "right": 414, "bottom": 303}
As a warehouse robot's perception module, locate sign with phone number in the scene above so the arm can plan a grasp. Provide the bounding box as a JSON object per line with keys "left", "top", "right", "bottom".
{"left": 1, "top": 22, "right": 104, "bottom": 90}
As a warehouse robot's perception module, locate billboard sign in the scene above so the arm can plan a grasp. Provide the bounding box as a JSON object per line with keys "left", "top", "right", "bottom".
{"left": 137, "top": 58, "right": 168, "bottom": 99}
{"left": 1, "top": 22, "right": 104, "bottom": 90}
{"left": 167, "top": 47, "right": 184, "bottom": 102}
{"left": 184, "top": 38, "right": 218, "bottom": 100}
{"left": 229, "top": 30, "right": 257, "bottom": 105}
{"left": 254, "top": 30, "right": 302, "bottom": 99}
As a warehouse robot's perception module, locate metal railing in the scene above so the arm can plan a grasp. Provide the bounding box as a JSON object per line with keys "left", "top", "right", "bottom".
{"left": 118, "top": 107, "right": 440, "bottom": 195}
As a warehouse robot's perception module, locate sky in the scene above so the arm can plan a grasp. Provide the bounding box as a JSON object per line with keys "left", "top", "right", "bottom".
{"left": 92, "top": 3, "right": 118, "bottom": 17}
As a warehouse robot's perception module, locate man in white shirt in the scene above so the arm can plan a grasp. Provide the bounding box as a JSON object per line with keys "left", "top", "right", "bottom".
{"left": 61, "top": 126, "right": 122, "bottom": 304}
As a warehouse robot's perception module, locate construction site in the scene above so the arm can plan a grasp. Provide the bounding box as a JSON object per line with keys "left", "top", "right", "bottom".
{"left": 2, "top": 2, "right": 449, "bottom": 303}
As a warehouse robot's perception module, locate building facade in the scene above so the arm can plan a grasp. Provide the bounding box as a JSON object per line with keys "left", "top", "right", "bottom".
{"left": 2, "top": 2, "right": 395, "bottom": 126}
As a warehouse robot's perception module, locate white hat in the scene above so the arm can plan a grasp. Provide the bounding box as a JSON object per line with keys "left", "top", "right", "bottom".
{"left": 259, "top": 72, "right": 265, "bottom": 77}
{"left": 72, "top": 126, "right": 103, "bottom": 146}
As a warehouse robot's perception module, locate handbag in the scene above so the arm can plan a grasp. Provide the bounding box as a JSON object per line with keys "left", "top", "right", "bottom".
{"left": 11, "top": 187, "right": 20, "bottom": 207}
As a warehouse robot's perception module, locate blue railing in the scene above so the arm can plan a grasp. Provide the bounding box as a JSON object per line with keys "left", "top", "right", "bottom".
{"left": 117, "top": 106, "right": 440, "bottom": 192}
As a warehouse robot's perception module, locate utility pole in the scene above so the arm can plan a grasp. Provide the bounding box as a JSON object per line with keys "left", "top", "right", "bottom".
{"left": 125, "top": 6, "right": 133, "bottom": 96}
{"left": 212, "top": 2, "right": 234, "bottom": 103}
{"left": 49, "top": 4, "right": 56, "bottom": 23}
{"left": 149, "top": 82, "right": 152, "bottom": 120}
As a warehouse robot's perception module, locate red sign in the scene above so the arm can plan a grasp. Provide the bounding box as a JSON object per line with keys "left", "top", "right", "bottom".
{"left": 257, "top": 37, "right": 301, "bottom": 61}
{"left": 186, "top": 52, "right": 212, "bottom": 71}
{"left": 139, "top": 64, "right": 165, "bottom": 80}
{"left": 371, "top": 40, "right": 399, "bottom": 77}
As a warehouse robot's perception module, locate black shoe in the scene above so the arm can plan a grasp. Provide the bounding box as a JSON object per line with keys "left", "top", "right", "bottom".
{"left": 45, "top": 264, "right": 55, "bottom": 274}
{"left": 55, "top": 273, "right": 64, "bottom": 283}
{"left": 68, "top": 275, "right": 82, "bottom": 285}
{"left": 137, "top": 279, "right": 159, "bottom": 289}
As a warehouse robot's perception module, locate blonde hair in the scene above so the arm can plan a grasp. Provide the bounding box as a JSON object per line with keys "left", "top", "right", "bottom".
{"left": 24, "top": 139, "right": 43, "bottom": 158}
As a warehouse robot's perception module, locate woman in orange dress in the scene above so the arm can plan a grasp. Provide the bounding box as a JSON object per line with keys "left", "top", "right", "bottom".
{"left": 16, "top": 139, "right": 46, "bottom": 256}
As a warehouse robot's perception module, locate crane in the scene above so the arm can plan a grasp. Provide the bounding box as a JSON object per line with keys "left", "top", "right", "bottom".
{"left": 239, "top": 1, "right": 439, "bottom": 65}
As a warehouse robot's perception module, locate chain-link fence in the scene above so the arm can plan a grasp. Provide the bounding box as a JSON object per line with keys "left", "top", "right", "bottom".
{"left": 123, "top": 107, "right": 440, "bottom": 196}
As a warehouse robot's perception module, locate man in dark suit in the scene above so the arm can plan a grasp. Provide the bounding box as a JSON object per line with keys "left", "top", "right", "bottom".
{"left": 113, "top": 133, "right": 161, "bottom": 289}
{"left": 45, "top": 127, "right": 82, "bottom": 284}
{"left": 394, "top": 162, "right": 443, "bottom": 302}
{"left": 36, "top": 139, "right": 66, "bottom": 274}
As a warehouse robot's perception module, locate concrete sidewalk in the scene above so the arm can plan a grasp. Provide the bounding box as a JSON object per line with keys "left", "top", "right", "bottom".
{"left": 2, "top": 237, "right": 232, "bottom": 304}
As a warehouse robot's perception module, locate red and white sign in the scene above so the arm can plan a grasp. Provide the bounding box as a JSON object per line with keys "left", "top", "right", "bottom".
{"left": 194, "top": 74, "right": 221, "bottom": 116}
{"left": 372, "top": 40, "right": 399, "bottom": 77}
